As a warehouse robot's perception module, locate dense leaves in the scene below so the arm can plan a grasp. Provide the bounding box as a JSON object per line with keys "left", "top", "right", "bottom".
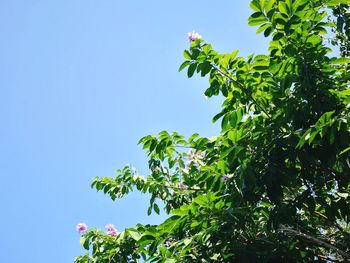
{"left": 75, "top": 0, "right": 350, "bottom": 262}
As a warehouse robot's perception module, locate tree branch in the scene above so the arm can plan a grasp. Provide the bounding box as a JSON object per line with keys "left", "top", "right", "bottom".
{"left": 279, "top": 225, "right": 350, "bottom": 260}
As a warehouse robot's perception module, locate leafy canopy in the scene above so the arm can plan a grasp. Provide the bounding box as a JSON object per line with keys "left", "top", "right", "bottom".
{"left": 75, "top": 0, "right": 350, "bottom": 262}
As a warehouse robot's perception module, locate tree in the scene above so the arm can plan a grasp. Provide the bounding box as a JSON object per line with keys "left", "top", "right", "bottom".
{"left": 75, "top": 0, "right": 350, "bottom": 262}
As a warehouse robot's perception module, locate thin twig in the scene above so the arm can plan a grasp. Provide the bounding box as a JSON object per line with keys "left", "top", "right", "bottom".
{"left": 210, "top": 63, "right": 272, "bottom": 119}
{"left": 302, "top": 201, "right": 350, "bottom": 239}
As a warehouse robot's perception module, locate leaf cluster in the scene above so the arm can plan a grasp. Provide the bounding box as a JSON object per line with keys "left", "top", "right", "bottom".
{"left": 76, "top": 1, "right": 350, "bottom": 262}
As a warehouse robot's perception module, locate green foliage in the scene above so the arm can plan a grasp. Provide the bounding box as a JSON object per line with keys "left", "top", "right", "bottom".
{"left": 76, "top": 0, "right": 350, "bottom": 262}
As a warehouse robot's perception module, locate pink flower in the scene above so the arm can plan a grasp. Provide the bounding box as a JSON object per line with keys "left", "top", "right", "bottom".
{"left": 76, "top": 223, "right": 88, "bottom": 234}
{"left": 105, "top": 224, "right": 118, "bottom": 236}
{"left": 178, "top": 182, "right": 187, "bottom": 190}
{"left": 187, "top": 30, "right": 202, "bottom": 42}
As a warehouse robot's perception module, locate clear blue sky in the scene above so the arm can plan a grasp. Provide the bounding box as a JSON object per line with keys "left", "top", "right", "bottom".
{"left": 0, "top": 1, "right": 268, "bottom": 262}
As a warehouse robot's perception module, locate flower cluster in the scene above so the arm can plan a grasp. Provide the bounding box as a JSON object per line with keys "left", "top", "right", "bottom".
{"left": 187, "top": 30, "right": 202, "bottom": 42}
{"left": 76, "top": 223, "right": 118, "bottom": 236}
{"left": 105, "top": 224, "right": 118, "bottom": 236}
{"left": 185, "top": 149, "right": 204, "bottom": 169}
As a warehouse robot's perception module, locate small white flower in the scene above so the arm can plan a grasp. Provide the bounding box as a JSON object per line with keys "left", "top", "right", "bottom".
{"left": 221, "top": 174, "right": 233, "bottom": 183}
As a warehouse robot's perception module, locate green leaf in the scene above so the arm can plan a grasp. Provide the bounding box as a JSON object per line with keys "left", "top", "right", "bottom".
{"left": 248, "top": 12, "right": 268, "bottom": 26}
{"left": 159, "top": 215, "right": 181, "bottom": 231}
{"left": 179, "top": 61, "right": 191, "bottom": 72}
{"left": 252, "top": 60, "right": 269, "bottom": 70}
{"left": 307, "top": 35, "right": 322, "bottom": 45}
{"left": 256, "top": 23, "right": 271, "bottom": 34}
{"left": 275, "top": 17, "right": 287, "bottom": 26}
{"left": 292, "top": 0, "right": 309, "bottom": 12}
{"left": 230, "top": 112, "right": 238, "bottom": 127}
{"left": 264, "top": 0, "right": 277, "bottom": 13}
{"left": 212, "top": 110, "right": 226, "bottom": 123}
{"left": 250, "top": 0, "right": 261, "bottom": 12}
{"left": 183, "top": 50, "right": 191, "bottom": 60}
{"left": 278, "top": 2, "right": 289, "bottom": 16}
{"left": 308, "top": 130, "right": 318, "bottom": 144}
{"left": 80, "top": 236, "right": 90, "bottom": 250}
{"left": 187, "top": 63, "right": 197, "bottom": 78}
{"left": 325, "top": 0, "right": 350, "bottom": 7}
{"left": 171, "top": 208, "right": 188, "bottom": 217}
{"left": 227, "top": 130, "right": 237, "bottom": 143}
{"left": 340, "top": 147, "right": 350, "bottom": 155}
{"left": 264, "top": 26, "right": 273, "bottom": 37}
{"left": 221, "top": 113, "right": 230, "bottom": 130}
{"left": 153, "top": 203, "right": 160, "bottom": 214}
{"left": 297, "top": 128, "right": 311, "bottom": 148}
{"left": 269, "top": 61, "right": 281, "bottom": 74}
{"left": 329, "top": 125, "right": 336, "bottom": 145}
{"left": 260, "top": 201, "right": 273, "bottom": 208}
{"left": 259, "top": 0, "right": 267, "bottom": 8}
{"left": 138, "top": 234, "right": 156, "bottom": 247}
{"left": 193, "top": 195, "right": 209, "bottom": 206}
{"left": 200, "top": 62, "right": 212, "bottom": 77}
{"left": 147, "top": 206, "right": 152, "bottom": 216}
{"left": 331, "top": 57, "right": 350, "bottom": 65}
{"left": 231, "top": 49, "right": 239, "bottom": 60}
{"left": 202, "top": 44, "right": 212, "bottom": 54}
{"left": 285, "top": 0, "right": 292, "bottom": 11}
{"left": 128, "top": 229, "right": 141, "bottom": 241}
{"left": 318, "top": 111, "right": 334, "bottom": 125}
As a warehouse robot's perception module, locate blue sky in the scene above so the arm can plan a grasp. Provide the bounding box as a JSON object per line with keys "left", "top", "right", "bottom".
{"left": 0, "top": 1, "right": 268, "bottom": 262}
